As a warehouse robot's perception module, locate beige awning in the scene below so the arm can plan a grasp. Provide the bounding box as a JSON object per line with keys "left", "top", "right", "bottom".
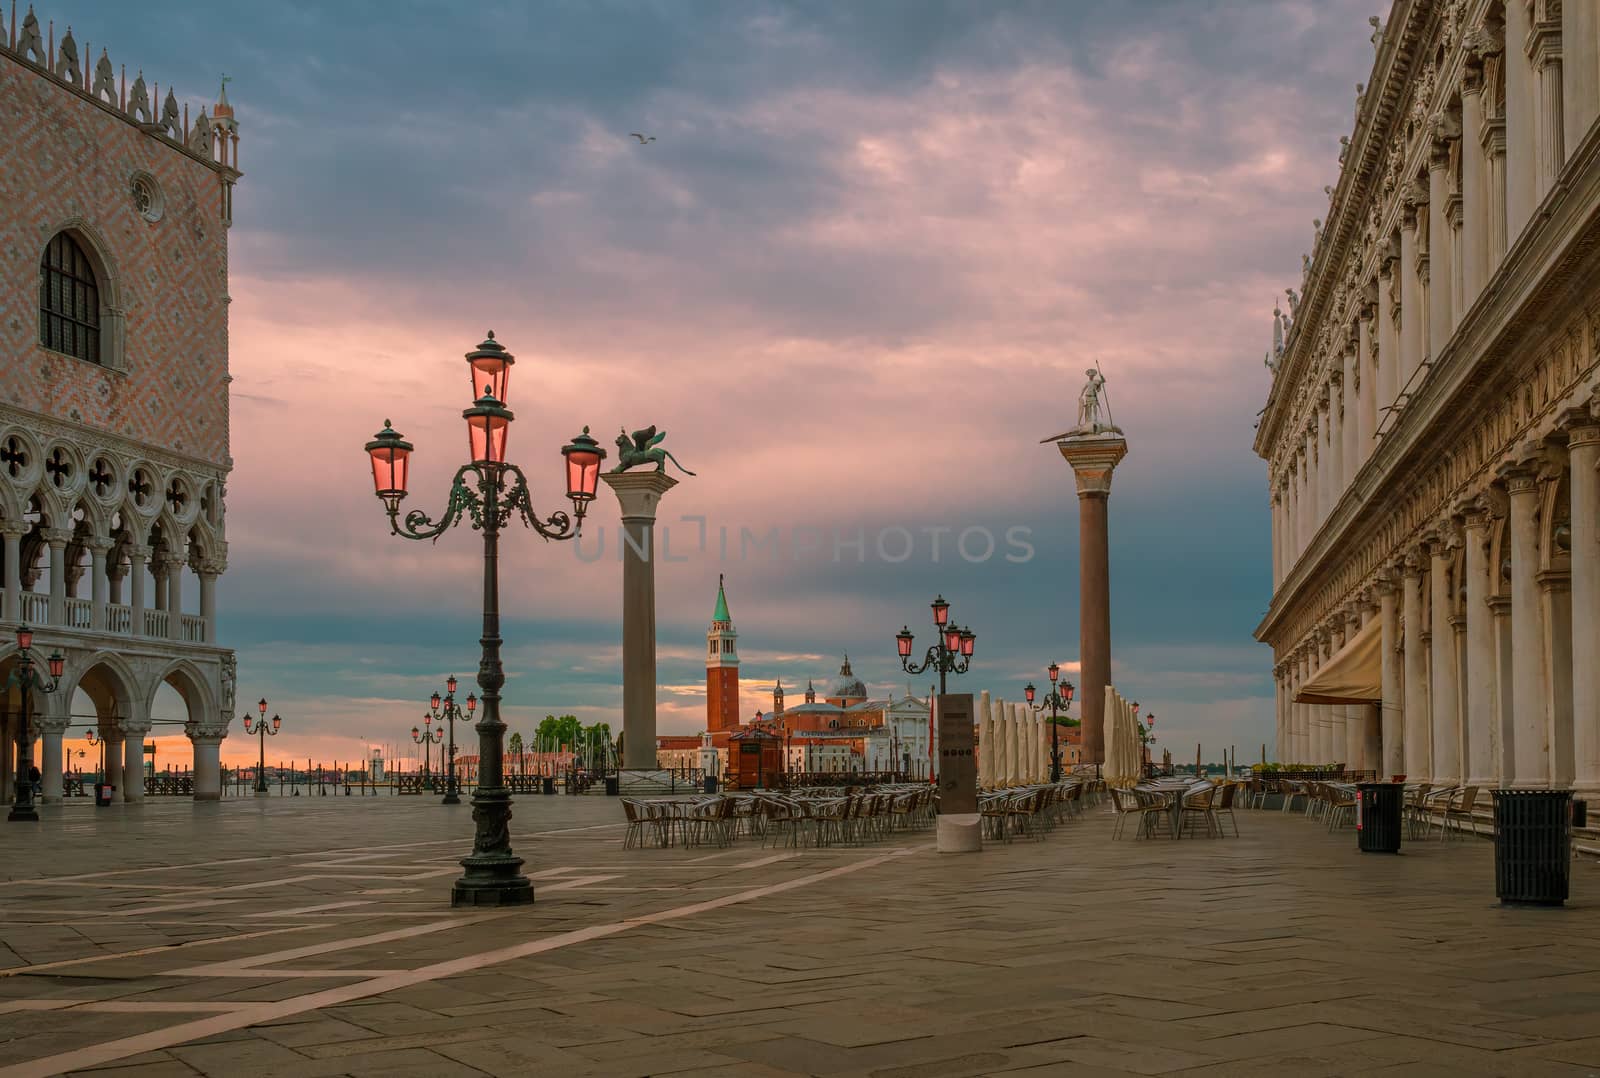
{"left": 1294, "top": 617, "right": 1382, "bottom": 705}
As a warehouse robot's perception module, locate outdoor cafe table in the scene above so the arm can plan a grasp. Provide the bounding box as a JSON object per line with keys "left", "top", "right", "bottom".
{"left": 1140, "top": 779, "right": 1200, "bottom": 839}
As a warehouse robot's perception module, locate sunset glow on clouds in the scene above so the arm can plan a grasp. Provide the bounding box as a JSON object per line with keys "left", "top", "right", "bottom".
{"left": 60, "top": 1, "right": 1375, "bottom": 765}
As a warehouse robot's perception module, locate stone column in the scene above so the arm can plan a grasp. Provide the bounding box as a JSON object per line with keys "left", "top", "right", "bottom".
{"left": 128, "top": 544, "right": 149, "bottom": 637}
{"left": 1, "top": 523, "right": 23, "bottom": 623}
{"left": 1462, "top": 502, "right": 1498, "bottom": 788}
{"left": 38, "top": 714, "right": 69, "bottom": 803}
{"left": 1324, "top": 626, "right": 1344, "bottom": 765}
{"left": 1274, "top": 666, "right": 1287, "bottom": 761}
{"left": 1298, "top": 648, "right": 1313, "bottom": 763}
{"left": 1568, "top": 414, "right": 1600, "bottom": 794}
{"left": 1402, "top": 554, "right": 1430, "bottom": 779}
{"left": 122, "top": 721, "right": 150, "bottom": 802}
{"left": 190, "top": 728, "right": 225, "bottom": 801}
{"left": 1531, "top": 17, "right": 1564, "bottom": 201}
{"left": 1428, "top": 141, "right": 1454, "bottom": 357}
{"left": 1271, "top": 489, "right": 1284, "bottom": 588}
{"left": 88, "top": 538, "right": 110, "bottom": 631}
{"left": 1484, "top": 109, "right": 1509, "bottom": 266}
{"left": 1429, "top": 533, "right": 1462, "bottom": 785}
{"left": 1360, "top": 313, "right": 1378, "bottom": 461}
{"left": 164, "top": 554, "right": 184, "bottom": 639}
{"left": 1053, "top": 432, "right": 1128, "bottom": 767}
{"left": 1462, "top": 63, "right": 1490, "bottom": 306}
{"left": 103, "top": 732, "right": 124, "bottom": 796}
{"left": 43, "top": 528, "right": 69, "bottom": 625}
{"left": 1376, "top": 261, "right": 1398, "bottom": 417}
{"left": 1304, "top": 431, "right": 1319, "bottom": 539}
{"left": 198, "top": 566, "right": 218, "bottom": 644}
{"left": 1317, "top": 396, "right": 1332, "bottom": 524}
{"left": 1379, "top": 574, "right": 1403, "bottom": 778}
{"left": 1358, "top": 597, "right": 1381, "bottom": 771}
{"left": 1342, "top": 343, "right": 1359, "bottom": 483}
{"left": 1502, "top": 460, "right": 1549, "bottom": 786}
{"left": 1565, "top": 0, "right": 1600, "bottom": 156}
{"left": 1344, "top": 607, "right": 1364, "bottom": 769}
{"left": 1399, "top": 204, "right": 1422, "bottom": 392}
{"left": 1540, "top": 461, "right": 1574, "bottom": 789}
{"left": 1326, "top": 380, "right": 1344, "bottom": 507}
{"left": 601, "top": 471, "right": 679, "bottom": 771}
{"left": 1506, "top": 0, "right": 1539, "bottom": 238}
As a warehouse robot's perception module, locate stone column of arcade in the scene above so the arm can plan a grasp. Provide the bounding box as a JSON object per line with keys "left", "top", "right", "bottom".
{"left": 190, "top": 722, "right": 228, "bottom": 801}
{"left": 1045, "top": 372, "right": 1128, "bottom": 771}
{"left": 122, "top": 719, "right": 151, "bottom": 803}
{"left": 38, "top": 714, "right": 69, "bottom": 803}
{"left": 602, "top": 466, "right": 680, "bottom": 780}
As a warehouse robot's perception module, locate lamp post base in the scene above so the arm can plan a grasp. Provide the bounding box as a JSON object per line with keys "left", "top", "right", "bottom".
{"left": 7, "top": 802, "right": 39, "bottom": 822}
{"left": 442, "top": 790, "right": 462, "bottom": 805}
{"left": 451, "top": 855, "right": 534, "bottom": 907}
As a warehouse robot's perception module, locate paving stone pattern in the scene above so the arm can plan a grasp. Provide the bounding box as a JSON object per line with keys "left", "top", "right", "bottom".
{"left": 1, "top": 796, "right": 1599, "bottom": 1076}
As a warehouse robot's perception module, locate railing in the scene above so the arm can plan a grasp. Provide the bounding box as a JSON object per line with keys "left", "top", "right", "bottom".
{"left": 106, "top": 603, "right": 132, "bottom": 633}
{"left": 64, "top": 597, "right": 91, "bottom": 629}
{"left": 144, "top": 775, "right": 194, "bottom": 796}
{"left": 774, "top": 770, "right": 909, "bottom": 789}
{"left": 21, "top": 592, "right": 48, "bottom": 623}
{"left": 180, "top": 614, "right": 206, "bottom": 642}
{"left": 142, "top": 608, "right": 168, "bottom": 637}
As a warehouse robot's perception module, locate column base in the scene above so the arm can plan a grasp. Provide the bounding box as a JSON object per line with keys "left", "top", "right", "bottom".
{"left": 452, "top": 856, "right": 534, "bottom": 907}
{"left": 193, "top": 792, "right": 221, "bottom": 802}
{"left": 7, "top": 805, "right": 40, "bottom": 822}
{"left": 935, "top": 813, "right": 982, "bottom": 853}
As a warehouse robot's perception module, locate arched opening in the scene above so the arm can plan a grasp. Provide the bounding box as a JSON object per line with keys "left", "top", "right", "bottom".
{"left": 38, "top": 232, "right": 102, "bottom": 364}
{"left": 71, "top": 656, "right": 139, "bottom": 783}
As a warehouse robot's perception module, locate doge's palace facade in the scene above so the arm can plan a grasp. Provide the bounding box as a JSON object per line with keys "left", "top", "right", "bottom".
{"left": 1256, "top": 0, "right": 1600, "bottom": 794}
{"left": 0, "top": 7, "right": 242, "bottom": 802}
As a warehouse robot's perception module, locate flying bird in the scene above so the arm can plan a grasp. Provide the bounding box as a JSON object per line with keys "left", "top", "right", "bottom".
{"left": 629, "top": 132, "right": 656, "bottom": 144}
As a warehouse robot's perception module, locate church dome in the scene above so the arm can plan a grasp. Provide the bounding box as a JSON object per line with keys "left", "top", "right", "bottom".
{"left": 827, "top": 655, "right": 867, "bottom": 701}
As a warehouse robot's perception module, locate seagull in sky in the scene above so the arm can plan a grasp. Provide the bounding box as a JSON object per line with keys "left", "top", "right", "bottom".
{"left": 629, "top": 132, "right": 656, "bottom": 144}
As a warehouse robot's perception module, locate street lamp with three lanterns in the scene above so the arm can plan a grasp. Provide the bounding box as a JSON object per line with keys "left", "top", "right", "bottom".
{"left": 364, "top": 331, "right": 604, "bottom": 907}
{"left": 241, "top": 697, "right": 281, "bottom": 794}
{"left": 1023, "top": 662, "right": 1076, "bottom": 784}
{"left": 894, "top": 595, "right": 976, "bottom": 695}
{"left": 425, "top": 676, "right": 475, "bottom": 806}
{"left": 412, "top": 714, "right": 443, "bottom": 791}
{"left": 6, "top": 625, "right": 65, "bottom": 822}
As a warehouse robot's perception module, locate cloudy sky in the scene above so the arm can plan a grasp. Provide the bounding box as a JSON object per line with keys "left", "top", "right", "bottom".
{"left": 65, "top": 0, "right": 1376, "bottom": 767}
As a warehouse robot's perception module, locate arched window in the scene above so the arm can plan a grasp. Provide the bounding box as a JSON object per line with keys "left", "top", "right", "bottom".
{"left": 39, "top": 233, "right": 101, "bottom": 364}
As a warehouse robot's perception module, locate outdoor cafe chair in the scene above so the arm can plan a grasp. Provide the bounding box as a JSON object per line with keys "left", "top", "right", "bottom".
{"left": 1324, "top": 785, "right": 1357, "bottom": 832}
{"left": 1005, "top": 790, "right": 1045, "bottom": 840}
{"left": 1179, "top": 785, "right": 1218, "bottom": 838}
{"left": 1402, "top": 782, "right": 1433, "bottom": 839}
{"left": 980, "top": 793, "right": 1013, "bottom": 841}
{"left": 1210, "top": 782, "right": 1242, "bottom": 837}
{"left": 1441, "top": 786, "right": 1481, "bottom": 842}
{"left": 1279, "top": 780, "right": 1307, "bottom": 814}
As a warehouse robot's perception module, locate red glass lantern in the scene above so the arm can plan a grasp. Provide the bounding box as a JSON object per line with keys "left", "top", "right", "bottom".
{"left": 243, "top": 715, "right": 254, "bottom": 734}
{"left": 1146, "top": 713, "right": 1155, "bottom": 728}
{"left": 271, "top": 714, "right": 282, "bottom": 732}
{"left": 465, "top": 332, "right": 515, "bottom": 406}
{"left": 930, "top": 595, "right": 949, "bottom": 627}
{"left": 466, "top": 693, "right": 477, "bottom": 713}
{"left": 446, "top": 675, "right": 458, "bottom": 696}
{"left": 1024, "top": 682, "right": 1036, "bottom": 704}
{"left": 412, "top": 725, "right": 421, "bottom": 741}
{"left": 464, "top": 389, "right": 513, "bottom": 466}
{"left": 943, "top": 625, "right": 962, "bottom": 653}
{"left": 424, "top": 711, "right": 433, "bottom": 727}
{"left": 431, "top": 692, "right": 442, "bottom": 711}
{"left": 1048, "top": 662, "right": 1059, "bottom": 683}
{"left": 959, "top": 629, "right": 976, "bottom": 657}
{"left": 896, "top": 626, "right": 914, "bottom": 657}
{"left": 1064, "top": 681, "right": 1075, "bottom": 705}
{"left": 365, "top": 421, "right": 413, "bottom": 509}
{"left": 86, "top": 729, "right": 97, "bottom": 745}
{"left": 561, "top": 427, "right": 606, "bottom": 511}
{"left": 16, "top": 625, "right": 34, "bottom": 651}
{"left": 258, "top": 698, "right": 268, "bottom": 717}
{"left": 47, "top": 651, "right": 64, "bottom": 679}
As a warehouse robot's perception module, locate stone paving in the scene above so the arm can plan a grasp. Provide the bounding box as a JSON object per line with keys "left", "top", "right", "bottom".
{"left": 1, "top": 795, "right": 1598, "bottom": 1077}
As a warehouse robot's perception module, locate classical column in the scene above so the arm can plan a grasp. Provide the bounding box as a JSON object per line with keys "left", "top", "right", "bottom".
{"left": 1342, "top": 343, "right": 1359, "bottom": 483}
{"left": 1286, "top": 464, "right": 1299, "bottom": 569}
{"left": 1402, "top": 553, "right": 1430, "bottom": 780}
{"left": 128, "top": 544, "right": 149, "bottom": 637}
{"left": 1376, "top": 260, "right": 1398, "bottom": 418}
{"left": 2, "top": 523, "right": 23, "bottom": 623}
{"left": 1568, "top": 413, "right": 1600, "bottom": 794}
{"left": 164, "top": 554, "right": 184, "bottom": 639}
{"left": 1295, "top": 648, "right": 1311, "bottom": 763}
{"left": 1506, "top": 0, "right": 1539, "bottom": 238}
{"left": 1429, "top": 533, "right": 1462, "bottom": 784}
{"left": 1531, "top": 16, "right": 1564, "bottom": 200}
{"left": 38, "top": 715, "right": 69, "bottom": 803}
{"left": 1565, "top": 0, "right": 1600, "bottom": 155}
{"left": 88, "top": 538, "right": 110, "bottom": 630}
{"left": 1428, "top": 139, "right": 1454, "bottom": 356}
{"left": 1361, "top": 314, "right": 1379, "bottom": 460}
{"left": 1539, "top": 461, "right": 1575, "bottom": 789}
{"left": 1052, "top": 431, "right": 1128, "bottom": 767}
{"left": 1324, "top": 626, "right": 1343, "bottom": 765}
{"left": 103, "top": 731, "right": 124, "bottom": 796}
{"left": 1358, "top": 596, "right": 1381, "bottom": 772}
{"left": 1344, "top": 607, "right": 1364, "bottom": 769}
{"left": 1502, "top": 460, "right": 1549, "bottom": 786}
{"left": 1326, "top": 378, "right": 1344, "bottom": 506}
{"left": 122, "top": 720, "right": 150, "bottom": 802}
{"left": 1304, "top": 429, "right": 1320, "bottom": 537}
{"left": 1378, "top": 575, "right": 1403, "bottom": 778}
{"left": 1462, "top": 62, "right": 1490, "bottom": 307}
{"left": 1274, "top": 666, "right": 1287, "bottom": 761}
{"left": 1271, "top": 489, "right": 1284, "bottom": 588}
{"left": 190, "top": 729, "right": 225, "bottom": 801}
{"left": 1484, "top": 107, "right": 1509, "bottom": 266}
{"left": 1462, "top": 502, "right": 1498, "bottom": 788}
{"left": 198, "top": 565, "right": 218, "bottom": 644}
{"left": 1319, "top": 395, "right": 1334, "bottom": 522}
{"left": 601, "top": 471, "right": 680, "bottom": 771}
{"left": 43, "top": 528, "right": 69, "bottom": 625}
{"left": 1399, "top": 203, "right": 1422, "bottom": 392}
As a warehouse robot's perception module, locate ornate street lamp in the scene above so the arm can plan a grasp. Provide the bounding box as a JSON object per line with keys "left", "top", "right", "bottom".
{"left": 6, "top": 625, "right": 64, "bottom": 822}
{"left": 1024, "top": 665, "right": 1075, "bottom": 784}
{"left": 86, "top": 727, "right": 105, "bottom": 778}
{"left": 895, "top": 596, "right": 975, "bottom": 695}
{"left": 241, "top": 698, "right": 281, "bottom": 794}
{"left": 364, "top": 331, "right": 603, "bottom": 908}
{"left": 413, "top": 714, "right": 444, "bottom": 791}
{"left": 425, "top": 677, "right": 475, "bottom": 805}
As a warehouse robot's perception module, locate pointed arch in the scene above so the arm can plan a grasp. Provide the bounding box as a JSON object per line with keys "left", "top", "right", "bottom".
{"left": 38, "top": 217, "right": 126, "bottom": 372}
{"left": 147, "top": 656, "right": 217, "bottom": 726}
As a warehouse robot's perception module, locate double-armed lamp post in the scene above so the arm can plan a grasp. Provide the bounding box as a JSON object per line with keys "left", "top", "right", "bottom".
{"left": 6, "top": 625, "right": 64, "bottom": 822}
{"left": 364, "top": 331, "right": 604, "bottom": 908}
{"left": 1024, "top": 663, "right": 1075, "bottom": 784}
{"left": 242, "top": 697, "right": 280, "bottom": 794}
{"left": 425, "top": 676, "right": 475, "bottom": 805}
{"left": 895, "top": 595, "right": 975, "bottom": 695}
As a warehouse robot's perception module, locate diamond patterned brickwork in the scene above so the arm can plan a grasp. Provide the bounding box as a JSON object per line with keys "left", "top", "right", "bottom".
{"left": 0, "top": 54, "right": 232, "bottom": 468}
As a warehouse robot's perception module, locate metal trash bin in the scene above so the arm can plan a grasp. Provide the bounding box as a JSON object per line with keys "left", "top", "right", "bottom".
{"left": 94, "top": 783, "right": 113, "bottom": 807}
{"left": 542, "top": 776, "right": 555, "bottom": 796}
{"left": 1492, "top": 789, "right": 1571, "bottom": 906}
{"left": 703, "top": 775, "right": 718, "bottom": 795}
{"left": 605, "top": 776, "right": 620, "bottom": 797}
{"left": 1356, "top": 782, "right": 1403, "bottom": 853}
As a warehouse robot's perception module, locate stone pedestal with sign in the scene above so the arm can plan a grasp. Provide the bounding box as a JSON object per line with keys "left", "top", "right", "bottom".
{"left": 934, "top": 693, "right": 981, "bottom": 852}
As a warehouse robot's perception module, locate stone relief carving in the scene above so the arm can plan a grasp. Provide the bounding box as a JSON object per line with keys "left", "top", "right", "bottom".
{"left": 1369, "top": 15, "right": 1385, "bottom": 50}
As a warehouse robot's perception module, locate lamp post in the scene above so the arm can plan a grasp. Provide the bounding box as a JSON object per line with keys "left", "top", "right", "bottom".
{"left": 425, "top": 677, "right": 475, "bottom": 805}
{"left": 85, "top": 728, "right": 105, "bottom": 779}
{"left": 1024, "top": 664, "right": 1075, "bottom": 784}
{"left": 894, "top": 594, "right": 976, "bottom": 695}
{"left": 6, "top": 626, "right": 64, "bottom": 822}
{"left": 412, "top": 716, "right": 443, "bottom": 791}
{"left": 242, "top": 698, "right": 280, "bottom": 794}
{"left": 364, "top": 331, "right": 603, "bottom": 908}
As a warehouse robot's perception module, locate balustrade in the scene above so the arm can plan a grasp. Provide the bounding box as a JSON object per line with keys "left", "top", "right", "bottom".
{"left": 142, "top": 609, "right": 168, "bottom": 637}
{"left": 180, "top": 614, "right": 206, "bottom": 642}
{"left": 64, "top": 597, "right": 91, "bottom": 629}
{"left": 21, "top": 592, "right": 48, "bottom": 623}
{"left": 14, "top": 589, "right": 216, "bottom": 644}
{"left": 105, "top": 603, "right": 132, "bottom": 633}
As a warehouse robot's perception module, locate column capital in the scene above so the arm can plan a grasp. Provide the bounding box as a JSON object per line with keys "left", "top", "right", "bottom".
{"left": 39, "top": 527, "right": 72, "bottom": 546}
{"left": 126, "top": 543, "right": 152, "bottom": 561}
{"left": 1374, "top": 567, "right": 1398, "bottom": 595}
{"left": 1051, "top": 433, "right": 1128, "bottom": 497}
{"left": 0, "top": 521, "right": 28, "bottom": 540}
{"left": 1402, "top": 550, "right": 1426, "bottom": 577}
{"left": 86, "top": 536, "right": 116, "bottom": 553}
{"left": 120, "top": 719, "right": 153, "bottom": 737}
{"left": 35, "top": 715, "right": 72, "bottom": 735}
{"left": 1357, "top": 590, "right": 1380, "bottom": 614}
{"left": 1498, "top": 456, "right": 1543, "bottom": 495}
{"left": 600, "top": 470, "right": 679, "bottom": 520}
